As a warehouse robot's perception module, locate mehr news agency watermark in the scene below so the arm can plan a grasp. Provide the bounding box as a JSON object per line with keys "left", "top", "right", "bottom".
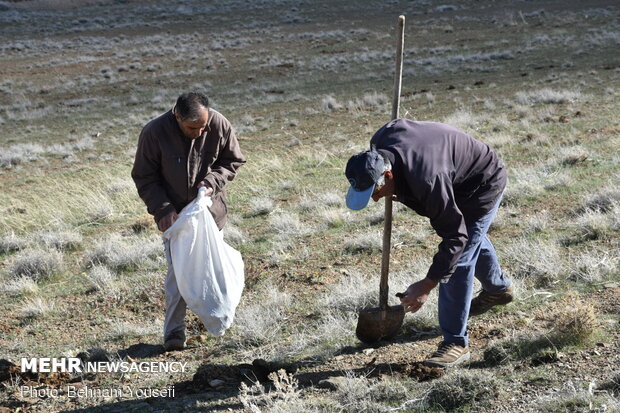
{"left": 18, "top": 357, "right": 187, "bottom": 399}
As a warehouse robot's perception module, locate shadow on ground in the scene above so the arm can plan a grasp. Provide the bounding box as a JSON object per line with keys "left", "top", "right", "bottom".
{"left": 56, "top": 332, "right": 444, "bottom": 412}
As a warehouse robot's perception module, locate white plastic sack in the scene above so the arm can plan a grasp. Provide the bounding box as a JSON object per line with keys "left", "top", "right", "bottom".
{"left": 163, "top": 187, "right": 244, "bottom": 336}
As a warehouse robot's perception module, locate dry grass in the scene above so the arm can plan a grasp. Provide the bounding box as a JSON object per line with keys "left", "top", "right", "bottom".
{"left": 233, "top": 282, "right": 292, "bottom": 348}
{"left": 425, "top": 370, "right": 500, "bottom": 411}
{"left": 7, "top": 248, "right": 64, "bottom": 282}
{"left": 84, "top": 234, "right": 162, "bottom": 271}
{"left": 550, "top": 293, "right": 599, "bottom": 347}
{"left": 502, "top": 239, "right": 562, "bottom": 287}
{"left": 19, "top": 296, "right": 55, "bottom": 319}
{"left": 0, "top": 232, "right": 27, "bottom": 254}
{"left": 343, "top": 232, "right": 383, "bottom": 254}
{"left": 86, "top": 265, "right": 116, "bottom": 294}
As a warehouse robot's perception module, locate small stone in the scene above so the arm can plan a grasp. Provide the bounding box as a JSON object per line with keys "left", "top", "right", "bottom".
{"left": 209, "top": 379, "right": 225, "bottom": 388}
{"left": 362, "top": 348, "right": 375, "bottom": 355}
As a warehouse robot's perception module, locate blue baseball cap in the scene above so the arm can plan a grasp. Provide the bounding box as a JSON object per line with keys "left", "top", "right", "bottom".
{"left": 345, "top": 149, "right": 385, "bottom": 210}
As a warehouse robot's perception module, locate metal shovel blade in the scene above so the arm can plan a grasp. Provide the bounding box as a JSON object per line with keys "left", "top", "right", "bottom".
{"left": 355, "top": 305, "right": 405, "bottom": 343}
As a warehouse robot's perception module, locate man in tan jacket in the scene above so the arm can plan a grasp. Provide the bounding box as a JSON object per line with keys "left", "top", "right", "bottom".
{"left": 132, "top": 92, "right": 246, "bottom": 351}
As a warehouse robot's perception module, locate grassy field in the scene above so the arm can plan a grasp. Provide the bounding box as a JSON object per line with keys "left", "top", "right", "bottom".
{"left": 1, "top": 0, "right": 619, "bottom": 411}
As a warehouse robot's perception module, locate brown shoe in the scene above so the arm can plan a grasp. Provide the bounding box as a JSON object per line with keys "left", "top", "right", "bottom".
{"left": 424, "top": 342, "right": 470, "bottom": 367}
{"left": 164, "top": 330, "right": 187, "bottom": 352}
{"left": 469, "top": 286, "right": 514, "bottom": 317}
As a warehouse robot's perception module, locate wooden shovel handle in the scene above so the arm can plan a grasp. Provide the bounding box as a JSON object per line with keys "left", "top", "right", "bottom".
{"left": 380, "top": 15, "right": 405, "bottom": 310}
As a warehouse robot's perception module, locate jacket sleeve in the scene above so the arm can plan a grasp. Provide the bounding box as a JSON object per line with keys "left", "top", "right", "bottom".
{"left": 202, "top": 123, "right": 246, "bottom": 193}
{"left": 422, "top": 174, "right": 469, "bottom": 282}
{"left": 131, "top": 127, "right": 176, "bottom": 223}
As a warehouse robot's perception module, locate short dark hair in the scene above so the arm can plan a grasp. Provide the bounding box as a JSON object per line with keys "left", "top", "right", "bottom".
{"left": 174, "top": 92, "right": 209, "bottom": 121}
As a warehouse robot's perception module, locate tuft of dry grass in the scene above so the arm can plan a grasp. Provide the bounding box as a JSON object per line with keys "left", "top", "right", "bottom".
{"left": 425, "top": 370, "right": 500, "bottom": 411}
{"left": 502, "top": 239, "right": 562, "bottom": 287}
{"left": 343, "top": 232, "right": 382, "bottom": 254}
{"left": 38, "top": 229, "right": 82, "bottom": 251}
{"left": 268, "top": 212, "right": 307, "bottom": 238}
{"left": 233, "top": 282, "right": 292, "bottom": 347}
{"left": 568, "top": 248, "right": 619, "bottom": 283}
{"left": 86, "top": 265, "right": 116, "bottom": 294}
{"left": 515, "top": 88, "right": 582, "bottom": 105}
{"left": 0, "top": 232, "right": 27, "bottom": 254}
{"left": 19, "top": 296, "right": 55, "bottom": 319}
{"left": 550, "top": 293, "right": 598, "bottom": 347}
{"left": 249, "top": 197, "right": 275, "bottom": 217}
{"left": 2, "top": 276, "right": 40, "bottom": 296}
{"left": 7, "top": 248, "right": 64, "bottom": 282}
{"left": 580, "top": 189, "right": 620, "bottom": 213}
{"left": 108, "top": 322, "right": 159, "bottom": 341}
{"left": 223, "top": 224, "right": 247, "bottom": 246}
{"left": 321, "top": 95, "right": 341, "bottom": 112}
{"left": 84, "top": 234, "right": 162, "bottom": 271}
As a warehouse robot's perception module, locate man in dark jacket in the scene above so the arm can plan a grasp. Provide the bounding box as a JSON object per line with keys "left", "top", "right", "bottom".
{"left": 132, "top": 92, "right": 245, "bottom": 351}
{"left": 345, "top": 119, "right": 512, "bottom": 367}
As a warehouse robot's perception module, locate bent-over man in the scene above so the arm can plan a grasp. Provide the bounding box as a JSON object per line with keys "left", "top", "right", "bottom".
{"left": 345, "top": 119, "right": 512, "bottom": 367}
{"left": 132, "top": 92, "right": 246, "bottom": 351}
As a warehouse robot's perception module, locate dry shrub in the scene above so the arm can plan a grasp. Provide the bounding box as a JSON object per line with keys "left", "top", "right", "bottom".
{"left": 39, "top": 230, "right": 82, "bottom": 251}
{"left": 343, "top": 232, "right": 382, "bottom": 254}
{"left": 8, "top": 248, "right": 64, "bottom": 282}
{"left": 239, "top": 369, "right": 314, "bottom": 413}
{"left": 426, "top": 370, "right": 499, "bottom": 411}
{"left": 581, "top": 189, "right": 620, "bottom": 213}
{"left": 502, "top": 239, "right": 562, "bottom": 287}
{"left": 233, "top": 282, "right": 292, "bottom": 346}
{"left": 249, "top": 198, "right": 275, "bottom": 217}
{"left": 515, "top": 88, "right": 582, "bottom": 105}
{"left": 549, "top": 293, "right": 598, "bottom": 346}
{"left": 0, "top": 232, "right": 27, "bottom": 254}
{"left": 321, "top": 95, "right": 341, "bottom": 112}
{"left": 130, "top": 214, "right": 154, "bottom": 233}
{"left": 19, "top": 296, "right": 55, "bottom": 319}
{"left": 85, "top": 234, "right": 161, "bottom": 271}
{"left": 224, "top": 224, "right": 247, "bottom": 246}
{"left": 86, "top": 265, "right": 116, "bottom": 294}
{"left": 3, "top": 276, "right": 39, "bottom": 296}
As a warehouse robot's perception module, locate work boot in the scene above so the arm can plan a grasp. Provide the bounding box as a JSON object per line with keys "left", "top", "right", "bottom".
{"left": 424, "top": 342, "right": 470, "bottom": 368}
{"left": 164, "top": 330, "right": 187, "bottom": 352}
{"left": 469, "top": 286, "right": 514, "bottom": 317}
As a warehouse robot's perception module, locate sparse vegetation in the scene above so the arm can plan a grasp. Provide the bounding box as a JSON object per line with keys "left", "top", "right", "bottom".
{"left": 0, "top": 0, "right": 618, "bottom": 411}
{"left": 19, "top": 296, "right": 55, "bottom": 319}
{"left": 425, "top": 370, "right": 500, "bottom": 411}
{"left": 7, "top": 248, "right": 63, "bottom": 282}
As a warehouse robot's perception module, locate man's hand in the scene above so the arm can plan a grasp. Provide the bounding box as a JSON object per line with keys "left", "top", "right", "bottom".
{"left": 157, "top": 211, "right": 178, "bottom": 232}
{"left": 197, "top": 182, "right": 214, "bottom": 196}
{"left": 398, "top": 278, "right": 439, "bottom": 313}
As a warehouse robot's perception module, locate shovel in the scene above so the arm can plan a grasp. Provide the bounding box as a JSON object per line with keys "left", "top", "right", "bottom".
{"left": 355, "top": 15, "right": 406, "bottom": 344}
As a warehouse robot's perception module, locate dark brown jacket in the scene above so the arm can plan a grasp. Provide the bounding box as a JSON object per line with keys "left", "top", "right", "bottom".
{"left": 371, "top": 120, "right": 506, "bottom": 282}
{"left": 131, "top": 109, "right": 245, "bottom": 230}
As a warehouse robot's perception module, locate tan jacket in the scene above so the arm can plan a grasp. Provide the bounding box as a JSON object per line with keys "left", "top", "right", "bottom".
{"left": 131, "top": 109, "right": 246, "bottom": 229}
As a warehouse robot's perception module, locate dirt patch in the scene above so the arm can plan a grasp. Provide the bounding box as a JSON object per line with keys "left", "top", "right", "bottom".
{"left": 404, "top": 362, "right": 446, "bottom": 382}
{"left": 0, "top": 359, "right": 70, "bottom": 386}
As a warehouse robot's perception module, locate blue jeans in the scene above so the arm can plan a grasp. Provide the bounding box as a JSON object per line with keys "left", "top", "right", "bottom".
{"left": 438, "top": 195, "right": 510, "bottom": 347}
